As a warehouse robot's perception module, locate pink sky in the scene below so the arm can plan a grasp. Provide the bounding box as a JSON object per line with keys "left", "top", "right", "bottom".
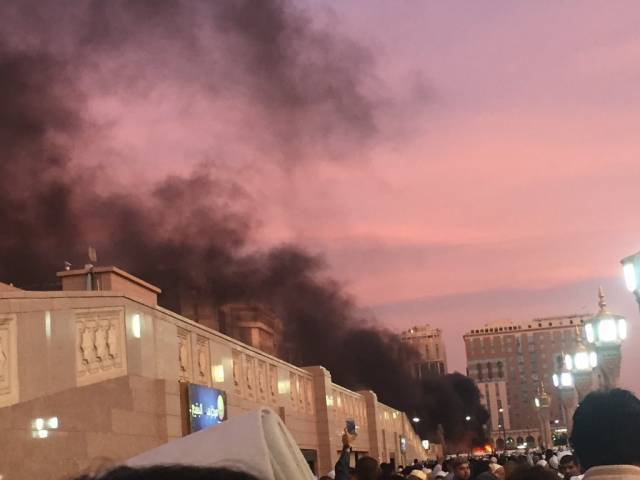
{"left": 77, "top": 1, "right": 640, "bottom": 390}
{"left": 287, "top": 1, "right": 640, "bottom": 389}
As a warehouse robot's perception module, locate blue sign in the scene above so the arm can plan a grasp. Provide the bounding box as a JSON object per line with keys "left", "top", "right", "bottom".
{"left": 188, "top": 384, "right": 227, "bottom": 433}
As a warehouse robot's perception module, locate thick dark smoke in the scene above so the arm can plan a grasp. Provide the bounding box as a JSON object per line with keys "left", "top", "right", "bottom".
{"left": 0, "top": 0, "right": 486, "bottom": 446}
{"left": 0, "top": 46, "right": 84, "bottom": 289}
{"left": 417, "top": 373, "right": 491, "bottom": 449}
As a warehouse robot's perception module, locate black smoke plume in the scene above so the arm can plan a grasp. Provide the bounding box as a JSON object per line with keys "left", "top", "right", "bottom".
{"left": 417, "top": 373, "right": 491, "bottom": 449}
{"left": 0, "top": 0, "right": 486, "bottom": 447}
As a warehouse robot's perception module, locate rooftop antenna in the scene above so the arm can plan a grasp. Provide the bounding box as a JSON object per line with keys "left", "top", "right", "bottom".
{"left": 85, "top": 247, "right": 98, "bottom": 291}
{"left": 88, "top": 246, "right": 98, "bottom": 265}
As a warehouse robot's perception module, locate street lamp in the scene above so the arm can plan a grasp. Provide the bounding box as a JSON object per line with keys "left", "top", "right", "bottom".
{"left": 412, "top": 417, "right": 421, "bottom": 423}
{"left": 534, "top": 383, "right": 552, "bottom": 449}
{"left": 563, "top": 327, "right": 598, "bottom": 375}
{"left": 551, "top": 364, "right": 577, "bottom": 433}
{"left": 584, "top": 288, "right": 627, "bottom": 346}
{"left": 583, "top": 288, "right": 626, "bottom": 389}
{"left": 621, "top": 251, "right": 640, "bottom": 303}
{"left": 552, "top": 371, "right": 574, "bottom": 389}
{"left": 496, "top": 408, "right": 507, "bottom": 453}
{"left": 465, "top": 415, "right": 471, "bottom": 422}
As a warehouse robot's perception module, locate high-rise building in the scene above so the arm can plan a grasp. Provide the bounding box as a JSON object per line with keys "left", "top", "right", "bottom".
{"left": 174, "top": 286, "right": 288, "bottom": 359}
{"left": 400, "top": 325, "right": 447, "bottom": 378}
{"left": 464, "top": 314, "right": 596, "bottom": 448}
{"left": 217, "top": 303, "right": 284, "bottom": 358}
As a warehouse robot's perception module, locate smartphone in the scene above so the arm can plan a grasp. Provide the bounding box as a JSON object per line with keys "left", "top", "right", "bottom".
{"left": 346, "top": 419, "right": 357, "bottom": 436}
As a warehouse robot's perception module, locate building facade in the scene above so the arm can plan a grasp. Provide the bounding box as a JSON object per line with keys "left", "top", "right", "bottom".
{"left": 400, "top": 325, "right": 448, "bottom": 378}
{"left": 463, "top": 314, "right": 608, "bottom": 448}
{"left": 0, "top": 266, "right": 427, "bottom": 480}
{"left": 176, "top": 288, "right": 288, "bottom": 360}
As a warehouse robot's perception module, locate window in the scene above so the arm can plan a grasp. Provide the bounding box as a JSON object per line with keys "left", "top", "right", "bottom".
{"left": 477, "top": 363, "right": 484, "bottom": 381}
{"left": 497, "top": 361, "right": 504, "bottom": 378}
{"left": 487, "top": 362, "right": 493, "bottom": 379}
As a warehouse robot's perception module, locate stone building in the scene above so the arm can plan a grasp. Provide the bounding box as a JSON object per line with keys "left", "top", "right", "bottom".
{"left": 400, "top": 325, "right": 448, "bottom": 378}
{"left": 464, "top": 311, "right": 622, "bottom": 450}
{"left": 0, "top": 266, "right": 427, "bottom": 480}
{"left": 176, "top": 290, "right": 287, "bottom": 360}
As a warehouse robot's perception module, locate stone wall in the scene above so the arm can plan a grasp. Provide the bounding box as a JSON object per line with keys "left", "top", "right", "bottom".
{"left": 0, "top": 375, "right": 177, "bottom": 480}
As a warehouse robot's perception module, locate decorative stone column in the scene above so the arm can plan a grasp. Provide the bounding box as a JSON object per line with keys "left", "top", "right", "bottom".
{"left": 359, "top": 390, "right": 381, "bottom": 461}
{"left": 306, "top": 366, "right": 341, "bottom": 475}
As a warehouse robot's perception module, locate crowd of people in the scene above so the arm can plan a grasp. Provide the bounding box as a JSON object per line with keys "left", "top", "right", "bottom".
{"left": 327, "top": 426, "right": 582, "bottom": 480}
{"left": 73, "top": 388, "right": 640, "bottom": 480}
{"left": 326, "top": 449, "right": 580, "bottom": 480}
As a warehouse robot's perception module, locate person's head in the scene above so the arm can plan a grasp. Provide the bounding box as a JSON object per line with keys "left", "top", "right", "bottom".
{"left": 558, "top": 455, "right": 580, "bottom": 479}
{"left": 509, "top": 466, "right": 558, "bottom": 480}
{"left": 381, "top": 463, "right": 394, "bottom": 477}
{"left": 403, "top": 466, "right": 416, "bottom": 477}
{"left": 355, "top": 456, "right": 381, "bottom": 480}
{"left": 408, "top": 470, "right": 428, "bottom": 480}
{"left": 571, "top": 388, "right": 640, "bottom": 470}
{"left": 493, "top": 466, "right": 505, "bottom": 480}
{"left": 451, "top": 458, "right": 471, "bottom": 480}
{"left": 73, "top": 465, "right": 261, "bottom": 480}
{"left": 473, "top": 459, "right": 489, "bottom": 476}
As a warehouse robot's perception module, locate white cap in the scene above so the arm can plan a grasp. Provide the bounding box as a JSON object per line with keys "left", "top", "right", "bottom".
{"left": 410, "top": 470, "right": 428, "bottom": 480}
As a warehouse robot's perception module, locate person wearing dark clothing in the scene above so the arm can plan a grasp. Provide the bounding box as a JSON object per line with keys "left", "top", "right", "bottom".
{"left": 571, "top": 389, "right": 640, "bottom": 480}
{"left": 509, "top": 466, "right": 558, "bottom": 480}
{"left": 335, "top": 430, "right": 380, "bottom": 480}
{"left": 559, "top": 455, "right": 581, "bottom": 479}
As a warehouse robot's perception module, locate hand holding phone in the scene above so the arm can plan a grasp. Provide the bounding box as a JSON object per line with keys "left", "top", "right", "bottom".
{"left": 346, "top": 419, "right": 357, "bottom": 436}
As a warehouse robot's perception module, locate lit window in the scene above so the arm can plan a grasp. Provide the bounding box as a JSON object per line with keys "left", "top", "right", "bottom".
{"left": 618, "top": 319, "right": 628, "bottom": 340}
{"left": 131, "top": 314, "right": 142, "bottom": 338}
{"left": 623, "top": 262, "right": 637, "bottom": 292}
{"left": 211, "top": 365, "right": 225, "bottom": 383}
{"left": 564, "top": 354, "right": 573, "bottom": 370}
{"left": 574, "top": 352, "right": 590, "bottom": 371}
{"left": 585, "top": 324, "right": 595, "bottom": 343}
{"left": 560, "top": 372, "right": 574, "bottom": 387}
{"left": 598, "top": 319, "right": 618, "bottom": 342}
